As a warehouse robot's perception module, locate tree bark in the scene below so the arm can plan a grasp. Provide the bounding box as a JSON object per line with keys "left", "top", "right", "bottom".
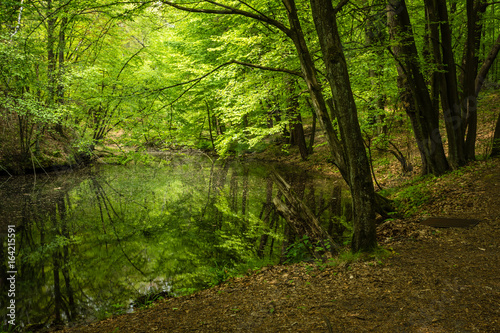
{"left": 460, "top": 0, "right": 487, "bottom": 160}
{"left": 308, "top": 103, "right": 317, "bottom": 155}
{"left": 309, "top": 0, "right": 377, "bottom": 252}
{"left": 388, "top": 0, "right": 449, "bottom": 176}
{"left": 282, "top": 0, "right": 346, "bottom": 173}
{"left": 47, "top": 0, "right": 57, "bottom": 106}
{"left": 427, "top": 0, "right": 466, "bottom": 168}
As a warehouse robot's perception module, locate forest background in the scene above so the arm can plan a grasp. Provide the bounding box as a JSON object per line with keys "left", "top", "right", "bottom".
{"left": 1, "top": 0, "right": 500, "bottom": 252}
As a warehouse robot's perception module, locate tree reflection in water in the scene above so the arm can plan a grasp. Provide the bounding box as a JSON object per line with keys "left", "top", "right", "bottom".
{"left": 0, "top": 154, "right": 349, "bottom": 329}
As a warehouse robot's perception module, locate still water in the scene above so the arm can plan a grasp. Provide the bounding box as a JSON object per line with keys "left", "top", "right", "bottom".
{"left": 0, "top": 153, "right": 347, "bottom": 329}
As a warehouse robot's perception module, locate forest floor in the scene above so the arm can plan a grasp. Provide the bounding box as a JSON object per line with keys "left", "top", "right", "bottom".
{"left": 50, "top": 156, "right": 500, "bottom": 333}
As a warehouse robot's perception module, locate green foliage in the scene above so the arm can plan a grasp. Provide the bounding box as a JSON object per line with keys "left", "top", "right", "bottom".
{"left": 1, "top": 0, "right": 499, "bottom": 171}
{"left": 393, "top": 182, "right": 431, "bottom": 216}
{"left": 0, "top": 322, "right": 17, "bottom": 332}
{"left": 309, "top": 246, "right": 392, "bottom": 271}
{"left": 284, "top": 236, "right": 337, "bottom": 264}
{"left": 285, "top": 235, "right": 313, "bottom": 263}
{"left": 380, "top": 175, "right": 436, "bottom": 217}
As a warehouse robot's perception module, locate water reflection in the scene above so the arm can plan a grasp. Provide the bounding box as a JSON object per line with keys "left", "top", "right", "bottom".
{"left": 0, "top": 154, "right": 348, "bottom": 329}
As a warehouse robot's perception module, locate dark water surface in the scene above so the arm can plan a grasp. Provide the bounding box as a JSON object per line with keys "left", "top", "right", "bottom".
{"left": 0, "top": 153, "right": 347, "bottom": 329}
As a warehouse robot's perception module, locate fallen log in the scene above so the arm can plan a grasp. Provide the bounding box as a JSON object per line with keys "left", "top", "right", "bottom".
{"left": 271, "top": 171, "right": 340, "bottom": 256}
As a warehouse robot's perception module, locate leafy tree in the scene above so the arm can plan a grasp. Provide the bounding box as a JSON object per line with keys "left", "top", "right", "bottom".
{"left": 388, "top": 0, "right": 500, "bottom": 173}
{"left": 159, "top": 0, "right": 383, "bottom": 252}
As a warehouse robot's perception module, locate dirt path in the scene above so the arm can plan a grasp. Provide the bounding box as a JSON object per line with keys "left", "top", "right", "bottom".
{"left": 54, "top": 159, "right": 500, "bottom": 333}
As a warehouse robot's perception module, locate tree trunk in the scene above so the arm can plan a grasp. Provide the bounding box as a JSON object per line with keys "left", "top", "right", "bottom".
{"left": 47, "top": 0, "right": 57, "bottom": 106}
{"left": 286, "top": 80, "right": 309, "bottom": 160}
{"left": 460, "top": 1, "right": 487, "bottom": 160}
{"left": 205, "top": 101, "right": 215, "bottom": 149}
{"left": 491, "top": 112, "right": 500, "bottom": 157}
{"left": 309, "top": 0, "right": 377, "bottom": 252}
{"left": 388, "top": 0, "right": 449, "bottom": 176}
{"left": 308, "top": 105, "right": 317, "bottom": 155}
{"left": 426, "top": 0, "right": 466, "bottom": 168}
{"left": 397, "top": 72, "right": 429, "bottom": 173}
{"left": 282, "top": 0, "right": 346, "bottom": 173}
{"left": 57, "top": 16, "right": 67, "bottom": 104}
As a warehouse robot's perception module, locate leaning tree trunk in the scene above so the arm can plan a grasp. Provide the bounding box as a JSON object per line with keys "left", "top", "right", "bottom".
{"left": 282, "top": 0, "right": 347, "bottom": 174}
{"left": 309, "top": 0, "right": 377, "bottom": 252}
{"left": 271, "top": 171, "right": 338, "bottom": 255}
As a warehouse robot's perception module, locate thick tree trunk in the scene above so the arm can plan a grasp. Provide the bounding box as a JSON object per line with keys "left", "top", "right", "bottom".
{"left": 388, "top": 0, "right": 449, "bottom": 176}
{"left": 397, "top": 72, "right": 429, "bottom": 173}
{"left": 309, "top": 0, "right": 377, "bottom": 252}
{"left": 282, "top": 0, "right": 346, "bottom": 173}
{"left": 426, "top": 0, "right": 466, "bottom": 168}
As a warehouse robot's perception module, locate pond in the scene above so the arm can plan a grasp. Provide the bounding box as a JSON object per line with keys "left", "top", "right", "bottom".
{"left": 0, "top": 153, "right": 350, "bottom": 329}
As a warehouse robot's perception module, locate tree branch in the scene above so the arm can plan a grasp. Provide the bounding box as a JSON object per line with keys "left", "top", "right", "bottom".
{"left": 137, "top": 60, "right": 301, "bottom": 98}
{"left": 161, "top": 0, "right": 292, "bottom": 37}
{"left": 475, "top": 33, "right": 500, "bottom": 95}
{"left": 231, "top": 60, "right": 303, "bottom": 77}
{"left": 334, "top": 0, "right": 350, "bottom": 13}
{"left": 157, "top": 60, "right": 302, "bottom": 107}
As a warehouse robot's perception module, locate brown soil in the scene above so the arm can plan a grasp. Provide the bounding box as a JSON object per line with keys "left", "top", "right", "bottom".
{"left": 52, "top": 157, "right": 500, "bottom": 333}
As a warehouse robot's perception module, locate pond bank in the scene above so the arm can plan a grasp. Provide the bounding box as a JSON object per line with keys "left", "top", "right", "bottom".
{"left": 1, "top": 154, "right": 350, "bottom": 331}
{"left": 49, "top": 157, "right": 500, "bottom": 333}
